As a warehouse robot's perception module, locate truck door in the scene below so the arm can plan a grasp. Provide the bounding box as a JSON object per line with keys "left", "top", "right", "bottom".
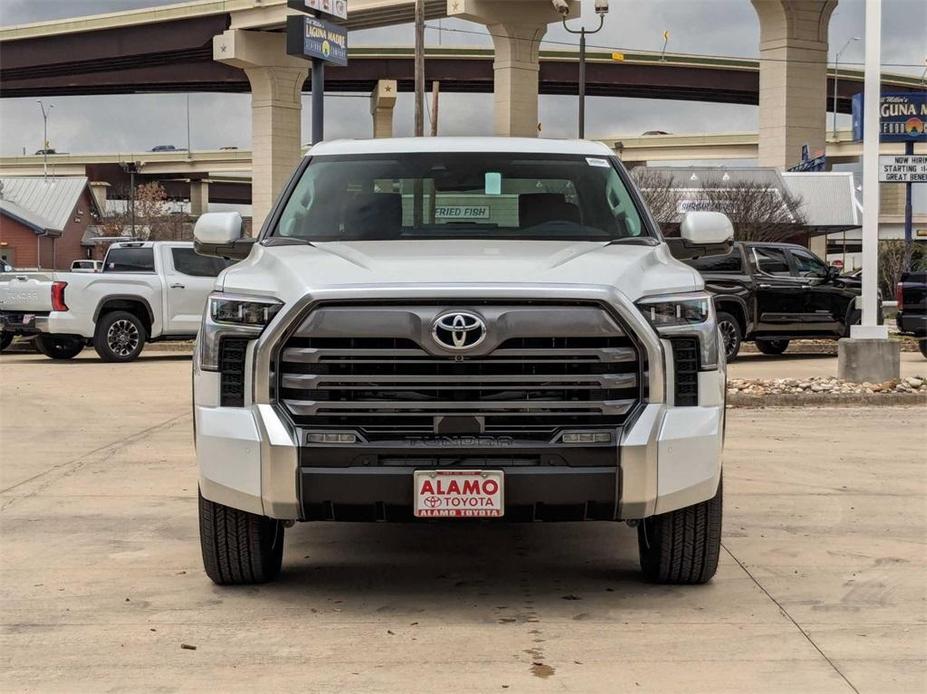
{"left": 787, "top": 247, "right": 843, "bottom": 335}
{"left": 162, "top": 246, "right": 230, "bottom": 335}
{"left": 750, "top": 246, "right": 805, "bottom": 336}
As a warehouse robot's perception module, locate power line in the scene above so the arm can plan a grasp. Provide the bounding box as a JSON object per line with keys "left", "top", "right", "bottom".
{"left": 424, "top": 23, "right": 927, "bottom": 72}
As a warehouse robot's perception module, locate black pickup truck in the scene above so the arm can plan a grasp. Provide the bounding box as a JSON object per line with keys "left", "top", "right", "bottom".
{"left": 896, "top": 270, "right": 927, "bottom": 358}
{"left": 685, "top": 241, "right": 867, "bottom": 360}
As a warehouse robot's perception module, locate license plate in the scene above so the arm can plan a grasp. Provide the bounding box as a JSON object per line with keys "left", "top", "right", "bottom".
{"left": 414, "top": 470, "right": 504, "bottom": 518}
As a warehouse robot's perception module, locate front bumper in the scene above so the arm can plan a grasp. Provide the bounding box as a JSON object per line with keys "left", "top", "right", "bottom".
{"left": 195, "top": 284, "right": 724, "bottom": 522}
{"left": 195, "top": 364, "right": 725, "bottom": 522}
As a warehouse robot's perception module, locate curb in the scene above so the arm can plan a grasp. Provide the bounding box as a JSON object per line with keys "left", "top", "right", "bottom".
{"left": 728, "top": 393, "right": 926, "bottom": 407}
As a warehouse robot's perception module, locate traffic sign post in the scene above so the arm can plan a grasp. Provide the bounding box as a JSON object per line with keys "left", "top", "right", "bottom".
{"left": 286, "top": 7, "right": 349, "bottom": 144}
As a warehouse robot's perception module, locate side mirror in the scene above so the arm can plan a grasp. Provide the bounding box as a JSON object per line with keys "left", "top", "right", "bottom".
{"left": 667, "top": 211, "right": 734, "bottom": 260}
{"left": 826, "top": 265, "right": 841, "bottom": 281}
{"left": 680, "top": 211, "right": 734, "bottom": 245}
{"left": 193, "top": 212, "right": 254, "bottom": 260}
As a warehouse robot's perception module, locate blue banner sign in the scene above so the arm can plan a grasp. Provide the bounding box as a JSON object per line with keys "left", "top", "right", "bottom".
{"left": 286, "top": 14, "right": 348, "bottom": 66}
{"left": 787, "top": 143, "right": 827, "bottom": 172}
{"left": 852, "top": 92, "right": 927, "bottom": 143}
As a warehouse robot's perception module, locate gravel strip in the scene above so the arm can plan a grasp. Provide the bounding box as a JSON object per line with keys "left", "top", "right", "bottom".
{"left": 728, "top": 374, "right": 927, "bottom": 407}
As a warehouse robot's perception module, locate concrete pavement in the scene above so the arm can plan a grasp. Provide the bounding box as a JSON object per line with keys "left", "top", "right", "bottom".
{"left": 1, "top": 352, "right": 925, "bottom": 693}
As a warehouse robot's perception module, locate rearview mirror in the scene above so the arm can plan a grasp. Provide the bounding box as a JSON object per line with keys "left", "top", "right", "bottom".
{"left": 667, "top": 211, "right": 734, "bottom": 260}
{"left": 193, "top": 212, "right": 254, "bottom": 260}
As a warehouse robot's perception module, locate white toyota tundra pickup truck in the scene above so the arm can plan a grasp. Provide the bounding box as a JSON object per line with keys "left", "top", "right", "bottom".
{"left": 0, "top": 241, "right": 231, "bottom": 360}
{"left": 192, "top": 137, "right": 732, "bottom": 586}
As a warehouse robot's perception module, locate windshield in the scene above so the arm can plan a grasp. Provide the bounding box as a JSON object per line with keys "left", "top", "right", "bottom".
{"left": 273, "top": 153, "right": 651, "bottom": 242}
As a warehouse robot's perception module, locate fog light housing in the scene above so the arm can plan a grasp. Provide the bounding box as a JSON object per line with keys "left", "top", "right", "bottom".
{"left": 560, "top": 431, "right": 613, "bottom": 444}
{"left": 306, "top": 432, "right": 359, "bottom": 444}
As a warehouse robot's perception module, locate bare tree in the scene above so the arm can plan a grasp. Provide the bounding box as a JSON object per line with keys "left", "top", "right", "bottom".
{"left": 633, "top": 170, "right": 806, "bottom": 242}
{"left": 879, "top": 240, "right": 926, "bottom": 297}
{"left": 631, "top": 168, "right": 679, "bottom": 230}
{"left": 96, "top": 182, "right": 188, "bottom": 242}
{"left": 697, "top": 179, "right": 805, "bottom": 242}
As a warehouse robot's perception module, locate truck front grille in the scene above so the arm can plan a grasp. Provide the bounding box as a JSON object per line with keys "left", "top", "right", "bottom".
{"left": 275, "top": 304, "right": 643, "bottom": 442}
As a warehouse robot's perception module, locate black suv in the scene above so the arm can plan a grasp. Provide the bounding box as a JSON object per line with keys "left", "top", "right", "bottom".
{"left": 686, "top": 242, "right": 867, "bottom": 360}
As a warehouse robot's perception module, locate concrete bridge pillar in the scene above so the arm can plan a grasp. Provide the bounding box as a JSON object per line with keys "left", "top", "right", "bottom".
{"left": 214, "top": 29, "right": 309, "bottom": 227}
{"left": 370, "top": 80, "right": 398, "bottom": 138}
{"left": 752, "top": 0, "right": 837, "bottom": 169}
{"left": 189, "top": 180, "right": 210, "bottom": 217}
{"left": 449, "top": 0, "right": 577, "bottom": 137}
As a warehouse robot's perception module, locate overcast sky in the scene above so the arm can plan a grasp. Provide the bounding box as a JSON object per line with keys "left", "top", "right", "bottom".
{"left": 0, "top": 0, "right": 924, "bottom": 209}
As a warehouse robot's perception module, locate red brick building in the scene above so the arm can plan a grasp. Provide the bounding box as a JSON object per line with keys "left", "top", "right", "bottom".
{"left": 0, "top": 177, "right": 103, "bottom": 270}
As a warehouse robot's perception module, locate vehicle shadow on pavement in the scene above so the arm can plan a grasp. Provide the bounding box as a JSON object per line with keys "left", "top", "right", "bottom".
{"left": 736, "top": 352, "right": 833, "bottom": 363}
{"left": 270, "top": 521, "right": 669, "bottom": 614}
{"left": 0, "top": 352, "right": 191, "bottom": 364}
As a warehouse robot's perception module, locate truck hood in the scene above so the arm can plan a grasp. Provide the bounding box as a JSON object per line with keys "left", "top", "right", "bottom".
{"left": 220, "top": 239, "right": 702, "bottom": 304}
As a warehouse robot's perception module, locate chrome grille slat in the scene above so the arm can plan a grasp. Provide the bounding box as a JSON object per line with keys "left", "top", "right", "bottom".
{"left": 281, "top": 372, "right": 637, "bottom": 389}
{"left": 275, "top": 304, "right": 643, "bottom": 441}
{"left": 284, "top": 399, "right": 635, "bottom": 415}
{"left": 282, "top": 346, "right": 636, "bottom": 364}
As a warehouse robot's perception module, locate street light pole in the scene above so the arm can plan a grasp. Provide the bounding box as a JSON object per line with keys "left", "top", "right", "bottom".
{"left": 832, "top": 36, "right": 859, "bottom": 140}
{"left": 414, "top": 0, "right": 425, "bottom": 137}
{"left": 562, "top": 10, "right": 606, "bottom": 139}
{"left": 36, "top": 101, "right": 53, "bottom": 181}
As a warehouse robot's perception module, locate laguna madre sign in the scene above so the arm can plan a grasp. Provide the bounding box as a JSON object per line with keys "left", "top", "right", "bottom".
{"left": 286, "top": 15, "right": 348, "bottom": 67}
{"left": 853, "top": 92, "right": 926, "bottom": 244}
{"left": 286, "top": 4, "right": 349, "bottom": 145}
{"left": 852, "top": 92, "right": 927, "bottom": 143}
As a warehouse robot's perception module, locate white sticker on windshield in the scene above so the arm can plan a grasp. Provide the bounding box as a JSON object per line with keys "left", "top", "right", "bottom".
{"left": 586, "top": 157, "right": 610, "bottom": 168}
{"left": 485, "top": 172, "right": 502, "bottom": 195}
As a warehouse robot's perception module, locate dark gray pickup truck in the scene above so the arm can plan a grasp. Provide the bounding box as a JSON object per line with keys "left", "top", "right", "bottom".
{"left": 896, "top": 270, "right": 927, "bottom": 358}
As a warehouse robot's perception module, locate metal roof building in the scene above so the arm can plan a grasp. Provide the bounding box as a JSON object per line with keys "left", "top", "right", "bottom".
{"left": 0, "top": 176, "right": 96, "bottom": 233}
{"left": 0, "top": 176, "right": 103, "bottom": 269}
{"left": 641, "top": 166, "right": 861, "bottom": 235}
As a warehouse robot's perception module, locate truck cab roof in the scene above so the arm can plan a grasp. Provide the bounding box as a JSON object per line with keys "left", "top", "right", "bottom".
{"left": 306, "top": 137, "right": 615, "bottom": 158}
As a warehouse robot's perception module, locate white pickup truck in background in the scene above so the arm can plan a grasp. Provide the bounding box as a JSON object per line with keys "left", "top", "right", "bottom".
{"left": 0, "top": 241, "right": 232, "bottom": 361}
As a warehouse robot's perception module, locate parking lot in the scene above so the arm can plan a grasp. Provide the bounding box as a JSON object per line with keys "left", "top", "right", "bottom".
{"left": 1, "top": 351, "right": 925, "bottom": 693}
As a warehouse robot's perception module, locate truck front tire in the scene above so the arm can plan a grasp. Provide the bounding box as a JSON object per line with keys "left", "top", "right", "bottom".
{"left": 637, "top": 477, "right": 722, "bottom": 584}
{"left": 35, "top": 334, "right": 85, "bottom": 360}
{"left": 715, "top": 311, "right": 741, "bottom": 362}
{"left": 198, "top": 491, "right": 284, "bottom": 585}
{"left": 94, "top": 311, "right": 146, "bottom": 362}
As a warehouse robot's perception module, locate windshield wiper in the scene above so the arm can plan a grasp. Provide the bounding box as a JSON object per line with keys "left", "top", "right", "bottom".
{"left": 605, "top": 237, "right": 659, "bottom": 246}
{"left": 263, "top": 236, "right": 315, "bottom": 247}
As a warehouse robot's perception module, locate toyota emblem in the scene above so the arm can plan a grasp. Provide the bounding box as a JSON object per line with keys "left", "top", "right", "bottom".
{"left": 432, "top": 311, "right": 486, "bottom": 350}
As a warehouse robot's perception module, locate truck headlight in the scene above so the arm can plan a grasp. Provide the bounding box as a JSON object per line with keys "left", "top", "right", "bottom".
{"left": 199, "top": 293, "right": 283, "bottom": 371}
{"left": 211, "top": 296, "right": 282, "bottom": 327}
{"left": 636, "top": 292, "right": 719, "bottom": 370}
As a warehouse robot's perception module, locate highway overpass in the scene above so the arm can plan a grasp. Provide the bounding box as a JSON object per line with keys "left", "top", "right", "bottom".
{"left": 3, "top": 0, "right": 924, "bottom": 221}
{"left": 2, "top": 131, "right": 922, "bottom": 207}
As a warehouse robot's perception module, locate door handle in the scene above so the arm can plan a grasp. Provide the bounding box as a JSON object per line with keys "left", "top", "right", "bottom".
{"left": 800, "top": 285, "right": 810, "bottom": 289}
{"left": 170, "top": 283, "right": 185, "bottom": 289}
{"left": 758, "top": 283, "right": 772, "bottom": 289}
